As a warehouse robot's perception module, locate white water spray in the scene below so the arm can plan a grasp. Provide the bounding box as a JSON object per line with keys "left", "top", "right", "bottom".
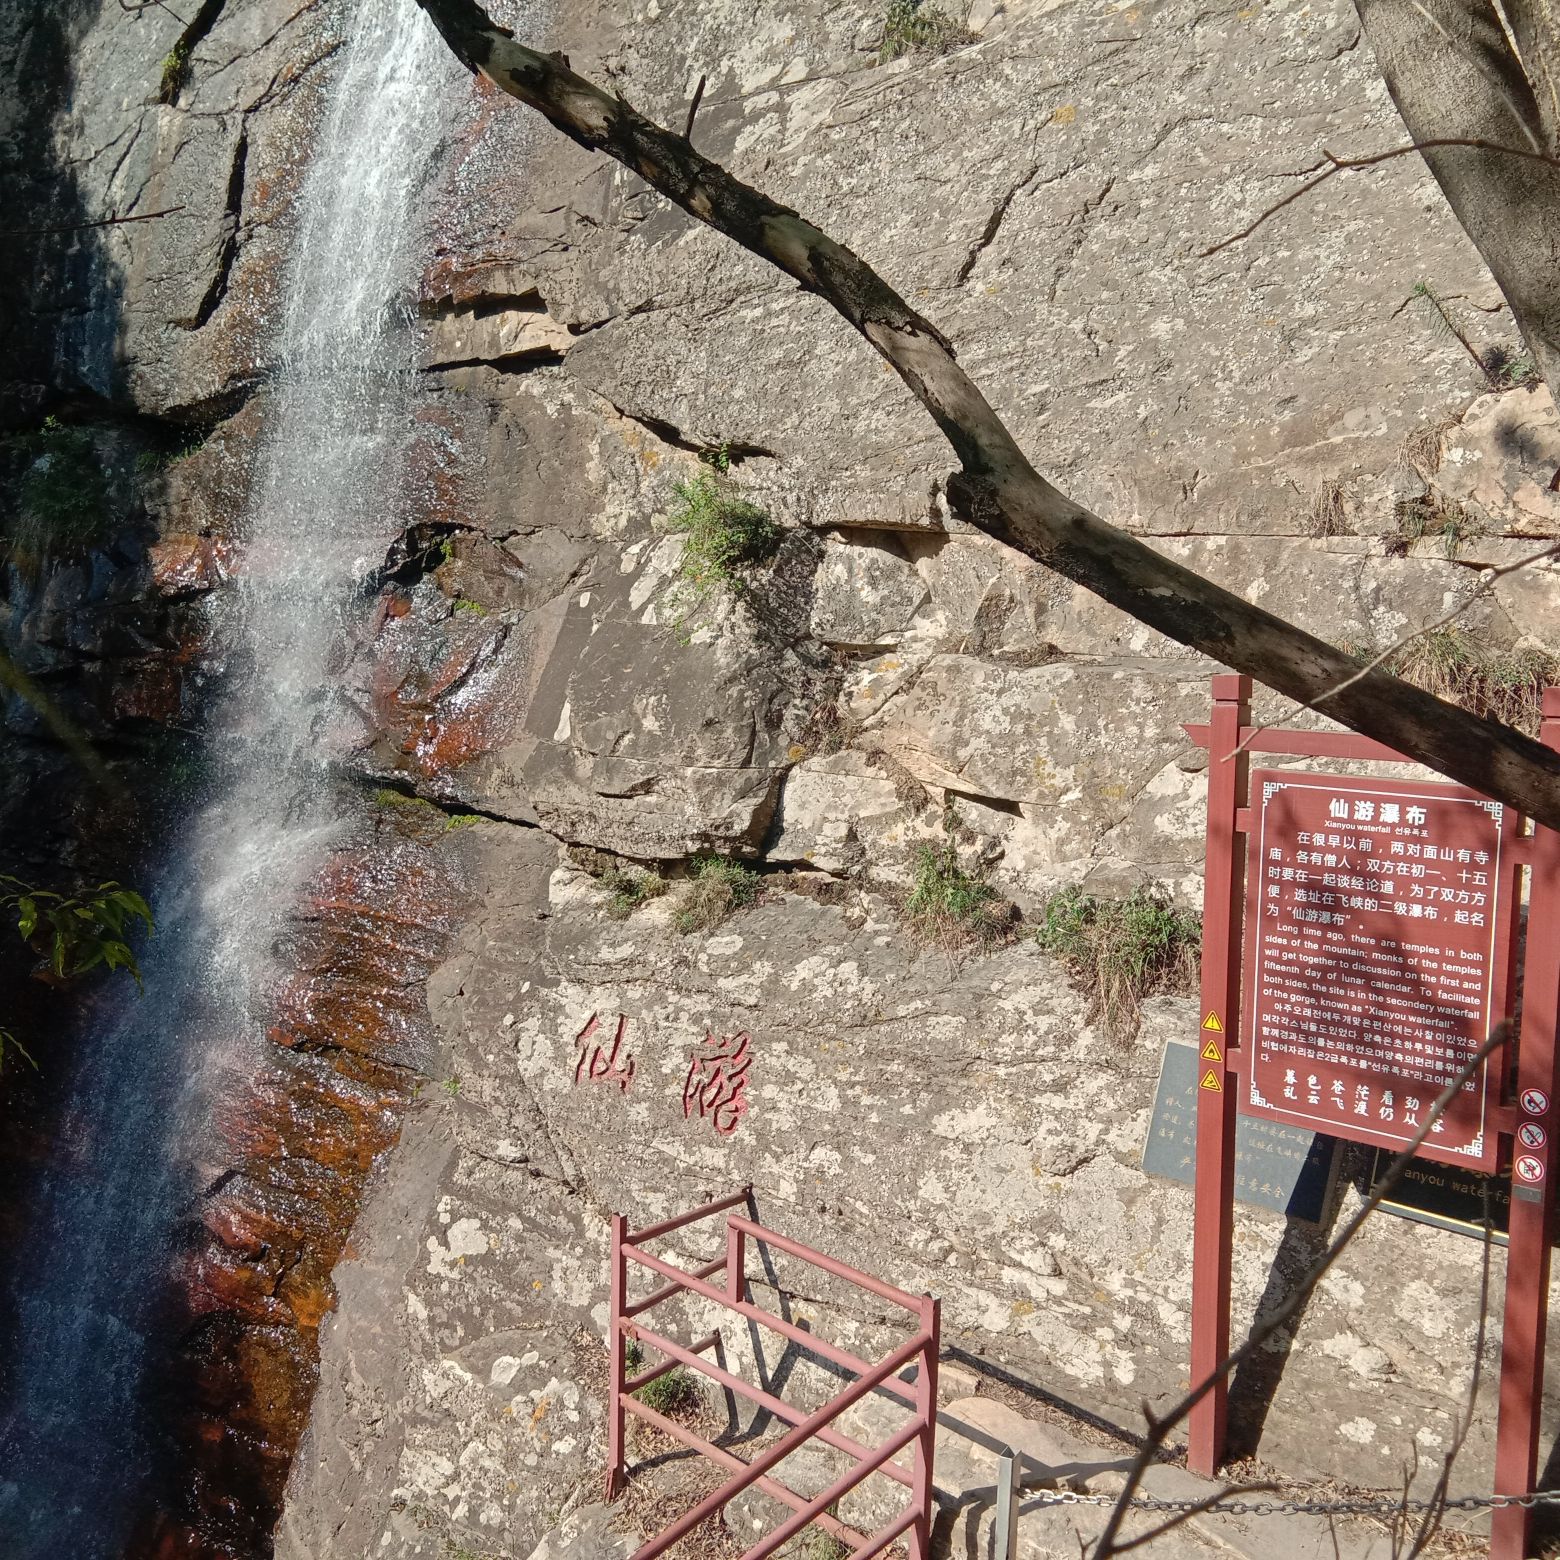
{"left": 0, "top": 3, "right": 458, "bottom": 1551}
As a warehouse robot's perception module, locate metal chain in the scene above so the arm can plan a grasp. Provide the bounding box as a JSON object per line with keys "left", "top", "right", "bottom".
{"left": 1028, "top": 1486, "right": 1560, "bottom": 1516}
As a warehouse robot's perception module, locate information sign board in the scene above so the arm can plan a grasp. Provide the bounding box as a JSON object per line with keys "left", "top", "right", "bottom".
{"left": 1142, "top": 1039, "right": 1334, "bottom": 1220}
{"left": 1184, "top": 678, "right": 1560, "bottom": 1557}
{"left": 1242, "top": 772, "right": 1510, "bottom": 1172}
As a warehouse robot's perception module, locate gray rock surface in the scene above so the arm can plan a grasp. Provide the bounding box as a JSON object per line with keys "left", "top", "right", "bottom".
{"left": 278, "top": 828, "right": 1528, "bottom": 1556}
{"left": 275, "top": 0, "right": 1560, "bottom": 1547}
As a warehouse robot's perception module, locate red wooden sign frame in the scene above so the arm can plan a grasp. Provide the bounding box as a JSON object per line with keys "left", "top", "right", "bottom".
{"left": 1186, "top": 675, "right": 1560, "bottom": 1560}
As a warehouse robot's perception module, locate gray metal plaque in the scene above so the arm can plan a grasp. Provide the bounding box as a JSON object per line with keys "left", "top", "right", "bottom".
{"left": 1367, "top": 1146, "right": 1512, "bottom": 1240}
{"left": 1142, "top": 1039, "right": 1335, "bottom": 1221}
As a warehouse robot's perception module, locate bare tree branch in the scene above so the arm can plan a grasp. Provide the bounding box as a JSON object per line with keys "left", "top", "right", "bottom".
{"left": 409, "top": 0, "right": 1560, "bottom": 831}
{"left": 684, "top": 73, "right": 707, "bottom": 141}
{"left": 1202, "top": 137, "right": 1560, "bottom": 256}
{"left": 117, "top": 0, "right": 192, "bottom": 24}
{"left": 0, "top": 205, "right": 185, "bottom": 238}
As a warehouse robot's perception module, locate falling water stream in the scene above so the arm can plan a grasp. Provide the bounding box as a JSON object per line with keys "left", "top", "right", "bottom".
{"left": 0, "top": 3, "right": 458, "bottom": 1550}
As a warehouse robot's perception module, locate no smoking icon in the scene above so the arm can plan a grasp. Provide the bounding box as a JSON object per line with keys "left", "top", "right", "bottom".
{"left": 1522, "top": 1087, "right": 1550, "bottom": 1116}
{"left": 1517, "top": 1155, "right": 1546, "bottom": 1185}
{"left": 1520, "top": 1122, "right": 1548, "bottom": 1150}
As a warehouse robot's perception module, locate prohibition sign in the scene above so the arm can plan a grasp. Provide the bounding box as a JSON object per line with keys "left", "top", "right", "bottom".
{"left": 1517, "top": 1154, "right": 1546, "bottom": 1185}
{"left": 1519, "top": 1122, "right": 1548, "bottom": 1150}
{"left": 1522, "top": 1087, "right": 1550, "bottom": 1117}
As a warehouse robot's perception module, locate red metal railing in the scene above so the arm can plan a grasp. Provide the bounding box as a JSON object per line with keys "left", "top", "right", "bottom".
{"left": 605, "top": 1188, "right": 940, "bottom": 1560}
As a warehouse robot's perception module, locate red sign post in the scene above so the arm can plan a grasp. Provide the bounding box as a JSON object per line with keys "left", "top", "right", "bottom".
{"left": 1186, "top": 677, "right": 1560, "bottom": 1559}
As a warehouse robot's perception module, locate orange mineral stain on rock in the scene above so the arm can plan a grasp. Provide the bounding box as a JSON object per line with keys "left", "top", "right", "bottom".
{"left": 142, "top": 827, "right": 467, "bottom": 1555}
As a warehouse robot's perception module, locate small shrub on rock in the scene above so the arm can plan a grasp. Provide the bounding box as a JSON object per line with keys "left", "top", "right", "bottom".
{"left": 903, "top": 842, "right": 1009, "bottom": 949}
{"left": 675, "top": 855, "right": 761, "bottom": 934}
{"left": 665, "top": 471, "right": 779, "bottom": 623}
{"left": 1034, "top": 884, "right": 1200, "bottom": 1040}
{"left": 878, "top": 0, "right": 975, "bottom": 62}
{"left": 601, "top": 864, "right": 668, "bottom": 920}
{"left": 634, "top": 1364, "right": 702, "bottom": 1417}
{"left": 624, "top": 1340, "right": 703, "bottom": 1417}
{"left": 0, "top": 873, "right": 154, "bottom": 1071}
{"left": 10, "top": 418, "right": 112, "bottom": 565}
{"left": 1483, "top": 343, "right": 1541, "bottom": 390}
{"left": 159, "top": 40, "right": 190, "bottom": 102}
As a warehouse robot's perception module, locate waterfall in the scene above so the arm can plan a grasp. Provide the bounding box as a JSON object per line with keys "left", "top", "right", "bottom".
{"left": 0, "top": 2, "right": 458, "bottom": 1551}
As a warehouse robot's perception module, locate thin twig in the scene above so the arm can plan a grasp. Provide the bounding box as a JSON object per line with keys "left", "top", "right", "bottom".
{"left": 684, "top": 73, "right": 707, "bottom": 141}
{"left": 118, "top": 0, "right": 192, "bottom": 20}
{"left": 0, "top": 206, "right": 185, "bottom": 238}
{"left": 1230, "top": 540, "right": 1560, "bottom": 760}
{"left": 1203, "top": 138, "right": 1560, "bottom": 257}
{"left": 1089, "top": 1025, "right": 1508, "bottom": 1559}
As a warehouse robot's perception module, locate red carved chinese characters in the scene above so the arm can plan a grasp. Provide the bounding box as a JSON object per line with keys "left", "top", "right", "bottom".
{"left": 683, "top": 1031, "right": 752, "bottom": 1137}
{"left": 574, "top": 1012, "right": 636, "bottom": 1093}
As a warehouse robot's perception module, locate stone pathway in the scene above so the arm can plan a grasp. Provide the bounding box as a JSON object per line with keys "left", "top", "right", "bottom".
{"left": 928, "top": 1390, "right": 1404, "bottom": 1560}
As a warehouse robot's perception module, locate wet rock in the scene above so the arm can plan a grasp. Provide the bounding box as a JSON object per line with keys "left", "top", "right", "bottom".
{"left": 154, "top": 400, "right": 267, "bottom": 541}
{"left": 154, "top": 829, "right": 467, "bottom": 1553}
{"left": 149, "top": 535, "right": 235, "bottom": 597}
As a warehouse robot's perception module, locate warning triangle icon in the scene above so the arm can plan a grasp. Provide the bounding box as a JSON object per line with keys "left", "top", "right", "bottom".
{"left": 1201, "top": 1038, "right": 1223, "bottom": 1062}
{"left": 1202, "top": 1011, "right": 1223, "bottom": 1032}
{"left": 1200, "top": 1069, "right": 1223, "bottom": 1093}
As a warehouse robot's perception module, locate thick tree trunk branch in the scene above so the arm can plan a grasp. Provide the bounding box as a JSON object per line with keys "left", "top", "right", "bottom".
{"left": 1355, "top": 0, "right": 1560, "bottom": 399}
{"left": 411, "top": 0, "right": 1560, "bottom": 829}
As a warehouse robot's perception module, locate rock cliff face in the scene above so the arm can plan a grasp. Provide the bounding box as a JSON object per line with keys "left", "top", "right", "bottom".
{"left": 4, "top": 0, "right": 1560, "bottom": 1554}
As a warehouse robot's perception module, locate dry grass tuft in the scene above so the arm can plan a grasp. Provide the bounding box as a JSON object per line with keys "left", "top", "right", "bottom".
{"left": 902, "top": 842, "right": 1012, "bottom": 950}
{"left": 1387, "top": 629, "right": 1555, "bottom": 735}
{"left": 675, "top": 856, "right": 762, "bottom": 935}
{"left": 1034, "top": 884, "right": 1201, "bottom": 1040}
{"left": 1308, "top": 478, "right": 1351, "bottom": 538}
{"left": 1398, "top": 414, "right": 1461, "bottom": 484}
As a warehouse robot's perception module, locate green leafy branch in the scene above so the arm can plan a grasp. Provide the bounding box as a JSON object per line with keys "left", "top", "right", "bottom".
{"left": 0, "top": 875, "right": 154, "bottom": 1071}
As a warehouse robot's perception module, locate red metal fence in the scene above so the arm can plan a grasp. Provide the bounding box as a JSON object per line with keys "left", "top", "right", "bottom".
{"left": 605, "top": 1188, "right": 940, "bottom": 1560}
